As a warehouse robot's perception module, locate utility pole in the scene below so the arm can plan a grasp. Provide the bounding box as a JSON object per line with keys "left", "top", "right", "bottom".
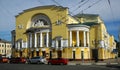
{"left": 5, "top": 42, "right": 6, "bottom": 57}
{"left": 118, "top": 26, "right": 120, "bottom": 58}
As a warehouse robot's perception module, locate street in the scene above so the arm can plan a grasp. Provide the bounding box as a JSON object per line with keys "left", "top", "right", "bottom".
{"left": 0, "top": 63, "right": 119, "bottom": 70}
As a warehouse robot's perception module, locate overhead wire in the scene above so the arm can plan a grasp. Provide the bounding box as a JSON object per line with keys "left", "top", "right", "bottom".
{"left": 71, "top": 0, "right": 89, "bottom": 13}
{"left": 69, "top": 0, "right": 86, "bottom": 9}
{"left": 79, "top": 0, "right": 102, "bottom": 13}
{"left": 107, "top": 0, "right": 115, "bottom": 24}
{"left": 51, "top": 0, "right": 62, "bottom": 6}
{"left": 50, "top": 0, "right": 72, "bottom": 24}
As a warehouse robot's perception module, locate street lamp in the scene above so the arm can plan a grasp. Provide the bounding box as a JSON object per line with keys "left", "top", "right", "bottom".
{"left": 4, "top": 42, "right": 6, "bottom": 57}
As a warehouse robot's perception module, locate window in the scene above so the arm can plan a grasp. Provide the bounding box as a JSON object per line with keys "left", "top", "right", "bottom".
{"left": 7, "top": 50, "right": 9, "bottom": 53}
{"left": 2, "top": 50, "right": 4, "bottom": 53}
{"left": 34, "top": 19, "right": 46, "bottom": 26}
{"left": 44, "top": 35, "right": 46, "bottom": 46}
{"left": 58, "top": 40, "right": 61, "bottom": 47}
{"left": 31, "top": 14, "right": 51, "bottom": 27}
{"left": 2, "top": 44, "right": 4, "bottom": 47}
{"left": 56, "top": 20, "right": 62, "bottom": 25}
{"left": 18, "top": 24, "right": 23, "bottom": 29}
{"left": 7, "top": 45, "right": 9, "bottom": 48}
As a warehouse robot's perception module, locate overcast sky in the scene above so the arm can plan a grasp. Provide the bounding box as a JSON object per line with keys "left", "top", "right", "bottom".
{"left": 0, "top": 0, "right": 120, "bottom": 41}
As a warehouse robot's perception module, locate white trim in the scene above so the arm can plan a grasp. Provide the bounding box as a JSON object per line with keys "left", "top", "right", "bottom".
{"left": 87, "top": 31, "right": 90, "bottom": 47}
{"left": 76, "top": 31, "right": 79, "bottom": 47}
{"left": 46, "top": 32, "right": 49, "bottom": 47}
{"left": 70, "top": 31, "right": 72, "bottom": 47}
{"left": 30, "top": 33, "right": 32, "bottom": 48}
{"left": 52, "top": 40, "right": 55, "bottom": 48}
{"left": 40, "top": 32, "right": 43, "bottom": 47}
{"left": 40, "top": 29, "right": 50, "bottom": 32}
{"left": 68, "top": 27, "right": 89, "bottom": 31}
{"left": 62, "top": 40, "right": 68, "bottom": 47}
{"left": 34, "top": 33, "right": 37, "bottom": 48}
{"left": 84, "top": 31, "right": 86, "bottom": 47}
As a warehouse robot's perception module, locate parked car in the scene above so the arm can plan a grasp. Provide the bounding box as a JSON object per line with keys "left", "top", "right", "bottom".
{"left": 27, "top": 56, "right": 46, "bottom": 64}
{"left": 48, "top": 58, "right": 68, "bottom": 65}
{"left": 9, "top": 57, "right": 27, "bottom": 63}
{"left": 0, "top": 57, "right": 9, "bottom": 63}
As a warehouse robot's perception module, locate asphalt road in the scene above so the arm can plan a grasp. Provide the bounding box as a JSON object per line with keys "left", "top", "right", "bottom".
{"left": 0, "top": 63, "right": 119, "bottom": 70}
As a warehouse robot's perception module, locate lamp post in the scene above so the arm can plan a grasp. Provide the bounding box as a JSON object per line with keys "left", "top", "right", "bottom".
{"left": 4, "top": 42, "right": 6, "bottom": 57}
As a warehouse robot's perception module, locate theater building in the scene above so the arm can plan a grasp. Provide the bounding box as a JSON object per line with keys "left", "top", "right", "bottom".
{"left": 11, "top": 5, "right": 116, "bottom": 60}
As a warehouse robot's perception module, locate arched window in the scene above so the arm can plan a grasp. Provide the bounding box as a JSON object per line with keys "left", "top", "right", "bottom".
{"left": 31, "top": 14, "right": 51, "bottom": 27}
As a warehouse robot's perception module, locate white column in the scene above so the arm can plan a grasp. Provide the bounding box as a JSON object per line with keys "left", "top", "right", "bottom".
{"left": 70, "top": 31, "right": 72, "bottom": 47}
{"left": 18, "top": 42, "right": 20, "bottom": 50}
{"left": 55, "top": 40, "right": 58, "bottom": 48}
{"left": 40, "top": 32, "right": 43, "bottom": 47}
{"left": 76, "top": 31, "right": 79, "bottom": 47}
{"left": 15, "top": 42, "right": 17, "bottom": 49}
{"left": 27, "top": 34, "right": 29, "bottom": 48}
{"left": 46, "top": 32, "right": 49, "bottom": 47}
{"left": 61, "top": 39, "right": 63, "bottom": 48}
{"left": 21, "top": 40, "right": 23, "bottom": 48}
{"left": 87, "top": 31, "right": 90, "bottom": 47}
{"left": 30, "top": 33, "right": 32, "bottom": 48}
{"left": 83, "top": 31, "right": 86, "bottom": 47}
{"left": 34, "top": 33, "right": 37, "bottom": 48}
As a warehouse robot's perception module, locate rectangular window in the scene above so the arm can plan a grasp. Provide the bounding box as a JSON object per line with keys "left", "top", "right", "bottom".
{"left": 2, "top": 50, "right": 4, "bottom": 53}
{"left": 2, "top": 44, "right": 4, "bottom": 47}
{"left": 7, "top": 45, "right": 9, "bottom": 48}
{"left": 7, "top": 50, "right": 9, "bottom": 53}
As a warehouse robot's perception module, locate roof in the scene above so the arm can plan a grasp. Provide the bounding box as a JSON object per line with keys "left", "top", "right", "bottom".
{"left": 82, "top": 22, "right": 99, "bottom": 26}
{"left": 0, "top": 38, "right": 11, "bottom": 43}
{"left": 16, "top": 5, "right": 68, "bottom": 17}
{"left": 68, "top": 22, "right": 99, "bottom": 27}
{"left": 67, "top": 23, "right": 90, "bottom": 28}
{"left": 73, "top": 14, "right": 100, "bottom": 23}
{"left": 73, "top": 14, "right": 99, "bottom": 18}
{"left": 25, "top": 27, "right": 51, "bottom": 33}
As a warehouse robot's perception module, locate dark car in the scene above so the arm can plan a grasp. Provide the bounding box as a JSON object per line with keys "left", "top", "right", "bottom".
{"left": 9, "top": 57, "right": 27, "bottom": 63}
{"left": 0, "top": 57, "right": 9, "bottom": 63}
{"left": 48, "top": 58, "right": 68, "bottom": 65}
{"left": 27, "top": 56, "right": 46, "bottom": 64}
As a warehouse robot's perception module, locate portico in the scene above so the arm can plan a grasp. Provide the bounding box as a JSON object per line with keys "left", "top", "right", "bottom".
{"left": 27, "top": 29, "right": 51, "bottom": 48}
{"left": 68, "top": 24, "right": 90, "bottom": 47}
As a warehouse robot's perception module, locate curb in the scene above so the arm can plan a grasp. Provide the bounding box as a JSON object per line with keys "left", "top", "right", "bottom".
{"left": 68, "top": 63, "right": 119, "bottom": 65}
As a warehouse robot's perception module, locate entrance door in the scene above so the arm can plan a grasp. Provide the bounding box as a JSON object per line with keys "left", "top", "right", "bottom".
{"left": 42, "top": 51, "right": 46, "bottom": 57}
{"left": 32, "top": 51, "right": 34, "bottom": 57}
{"left": 50, "top": 51, "right": 52, "bottom": 59}
{"left": 92, "top": 49, "right": 98, "bottom": 62}
{"left": 20, "top": 51, "right": 22, "bottom": 57}
{"left": 81, "top": 51, "right": 84, "bottom": 61}
{"left": 57, "top": 51, "right": 62, "bottom": 58}
{"left": 36, "top": 51, "right": 39, "bottom": 56}
{"left": 73, "top": 51, "right": 75, "bottom": 60}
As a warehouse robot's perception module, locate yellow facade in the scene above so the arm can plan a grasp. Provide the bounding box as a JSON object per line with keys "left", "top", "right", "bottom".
{"left": 12, "top": 5, "right": 116, "bottom": 61}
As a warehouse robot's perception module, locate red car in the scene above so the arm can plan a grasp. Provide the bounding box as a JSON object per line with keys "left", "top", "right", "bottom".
{"left": 48, "top": 58, "right": 68, "bottom": 65}
{"left": 9, "top": 57, "right": 27, "bottom": 63}
{"left": 0, "top": 57, "right": 9, "bottom": 63}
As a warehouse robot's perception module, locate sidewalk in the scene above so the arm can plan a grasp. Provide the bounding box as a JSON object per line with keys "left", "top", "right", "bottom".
{"left": 68, "top": 58, "right": 120, "bottom": 65}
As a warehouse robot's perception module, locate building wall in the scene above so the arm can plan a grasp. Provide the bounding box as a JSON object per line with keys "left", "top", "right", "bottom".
{"left": 13, "top": 5, "right": 117, "bottom": 61}
{"left": 0, "top": 42, "right": 11, "bottom": 57}
{"left": 16, "top": 6, "right": 69, "bottom": 42}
